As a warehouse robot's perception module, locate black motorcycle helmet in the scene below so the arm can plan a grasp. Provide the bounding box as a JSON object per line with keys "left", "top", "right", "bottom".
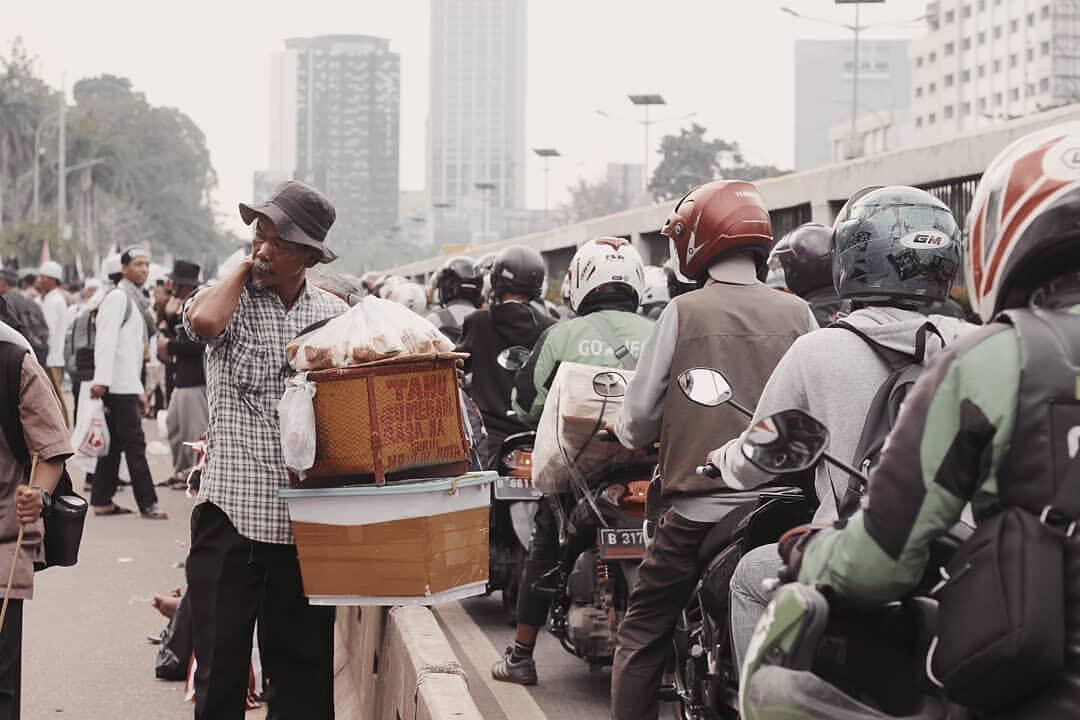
{"left": 434, "top": 256, "right": 482, "bottom": 308}
{"left": 770, "top": 223, "right": 834, "bottom": 298}
{"left": 665, "top": 262, "right": 697, "bottom": 299}
{"left": 832, "top": 185, "right": 960, "bottom": 307}
{"left": 491, "top": 245, "right": 546, "bottom": 300}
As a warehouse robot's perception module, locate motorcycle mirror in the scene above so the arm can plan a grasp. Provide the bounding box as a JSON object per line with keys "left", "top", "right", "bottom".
{"left": 592, "top": 371, "right": 628, "bottom": 398}
{"left": 676, "top": 368, "right": 733, "bottom": 407}
{"left": 496, "top": 345, "right": 532, "bottom": 371}
{"left": 740, "top": 409, "right": 830, "bottom": 475}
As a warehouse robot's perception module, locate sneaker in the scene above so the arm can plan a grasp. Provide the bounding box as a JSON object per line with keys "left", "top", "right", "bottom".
{"left": 491, "top": 646, "right": 538, "bottom": 686}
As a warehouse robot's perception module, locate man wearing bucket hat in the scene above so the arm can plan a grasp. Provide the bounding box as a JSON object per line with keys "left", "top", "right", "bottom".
{"left": 183, "top": 180, "right": 346, "bottom": 720}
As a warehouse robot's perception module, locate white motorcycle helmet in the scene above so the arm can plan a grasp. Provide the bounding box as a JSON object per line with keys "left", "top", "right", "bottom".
{"left": 640, "top": 265, "right": 670, "bottom": 306}
{"left": 378, "top": 274, "right": 406, "bottom": 299}
{"left": 387, "top": 281, "right": 428, "bottom": 314}
{"left": 565, "top": 236, "right": 646, "bottom": 313}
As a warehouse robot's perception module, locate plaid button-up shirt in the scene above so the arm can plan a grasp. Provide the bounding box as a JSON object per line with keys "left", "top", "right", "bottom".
{"left": 183, "top": 280, "right": 347, "bottom": 544}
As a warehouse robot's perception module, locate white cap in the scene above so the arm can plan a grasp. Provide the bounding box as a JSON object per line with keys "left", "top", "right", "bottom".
{"left": 102, "top": 254, "right": 123, "bottom": 279}
{"left": 39, "top": 260, "right": 64, "bottom": 281}
{"left": 84, "top": 278, "right": 102, "bottom": 291}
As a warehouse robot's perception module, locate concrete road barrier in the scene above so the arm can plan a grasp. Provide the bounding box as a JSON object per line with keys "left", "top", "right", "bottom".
{"left": 333, "top": 605, "right": 483, "bottom": 719}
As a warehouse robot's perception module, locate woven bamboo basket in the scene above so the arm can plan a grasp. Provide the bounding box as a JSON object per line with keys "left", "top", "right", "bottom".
{"left": 297, "top": 354, "right": 470, "bottom": 487}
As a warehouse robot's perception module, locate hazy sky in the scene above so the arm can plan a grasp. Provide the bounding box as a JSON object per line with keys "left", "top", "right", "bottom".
{"left": 4, "top": 0, "right": 927, "bottom": 233}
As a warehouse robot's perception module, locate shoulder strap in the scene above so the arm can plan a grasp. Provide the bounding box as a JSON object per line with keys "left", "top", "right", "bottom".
{"left": 0, "top": 342, "right": 30, "bottom": 465}
{"left": 832, "top": 320, "right": 928, "bottom": 368}
{"left": 584, "top": 313, "right": 636, "bottom": 371}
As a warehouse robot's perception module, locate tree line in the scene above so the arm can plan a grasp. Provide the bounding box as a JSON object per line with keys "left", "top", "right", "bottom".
{"left": 563, "top": 123, "right": 787, "bottom": 222}
{"left": 0, "top": 39, "right": 227, "bottom": 275}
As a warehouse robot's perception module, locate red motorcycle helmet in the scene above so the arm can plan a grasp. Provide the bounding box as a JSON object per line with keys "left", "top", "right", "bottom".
{"left": 661, "top": 180, "right": 774, "bottom": 282}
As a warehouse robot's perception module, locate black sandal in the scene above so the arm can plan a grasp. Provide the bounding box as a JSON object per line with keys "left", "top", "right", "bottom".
{"left": 94, "top": 504, "right": 134, "bottom": 516}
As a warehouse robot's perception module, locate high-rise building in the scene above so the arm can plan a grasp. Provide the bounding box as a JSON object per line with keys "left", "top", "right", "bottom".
{"left": 909, "top": 0, "right": 1080, "bottom": 144}
{"left": 606, "top": 163, "right": 647, "bottom": 208}
{"left": 794, "top": 39, "right": 912, "bottom": 170}
{"left": 268, "top": 35, "right": 400, "bottom": 253}
{"left": 428, "top": 0, "right": 527, "bottom": 246}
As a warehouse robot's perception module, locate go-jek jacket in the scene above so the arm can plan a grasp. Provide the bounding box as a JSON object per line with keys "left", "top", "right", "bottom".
{"left": 800, "top": 305, "right": 1080, "bottom": 601}
{"left": 511, "top": 308, "right": 654, "bottom": 427}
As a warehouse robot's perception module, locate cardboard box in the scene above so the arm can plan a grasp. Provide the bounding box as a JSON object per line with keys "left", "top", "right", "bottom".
{"left": 301, "top": 355, "right": 470, "bottom": 487}
{"left": 281, "top": 473, "right": 494, "bottom": 605}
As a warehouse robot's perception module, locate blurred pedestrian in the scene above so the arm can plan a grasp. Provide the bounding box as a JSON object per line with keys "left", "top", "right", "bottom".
{"left": 0, "top": 270, "right": 49, "bottom": 367}
{"left": 183, "top": 180, "right": 346, "bottom": 719}
{"left": 17, "top": 272, "right": 38, "bottom": 302}
{"left": 0, "top": 296, "right": 71, "bottom": 720}
{"left": 37, "top": 261, "right": 69, "bottom": 424}
{"left": 89, "top": 247, "right": 166, "bottom": 519}
{"left": 159, "top": 260, "right": 207, "bottom": 487}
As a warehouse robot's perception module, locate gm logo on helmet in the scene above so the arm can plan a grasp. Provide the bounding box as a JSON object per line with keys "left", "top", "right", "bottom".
{"left": 899, "top": 230, "right": 951, "bottom": 250}
{"left": 1062, "top": 148, "right": 1080, "bottom": 171}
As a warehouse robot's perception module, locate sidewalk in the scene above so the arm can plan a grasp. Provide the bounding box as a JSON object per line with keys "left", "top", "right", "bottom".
{"left": 20, "top": 412, "right": 266, "bottom": 719}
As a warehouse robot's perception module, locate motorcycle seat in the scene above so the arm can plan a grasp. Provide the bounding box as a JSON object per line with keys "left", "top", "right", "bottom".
{"left": 696, "top": 502, "right": 756, "bottom": 564}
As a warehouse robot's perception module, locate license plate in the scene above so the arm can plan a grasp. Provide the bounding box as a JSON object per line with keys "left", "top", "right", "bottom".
{"left": 598, "top": 527, "right": 646, "bottom": 560}
{"left": 494, "top": 476, "right": 544, "bottom": 501}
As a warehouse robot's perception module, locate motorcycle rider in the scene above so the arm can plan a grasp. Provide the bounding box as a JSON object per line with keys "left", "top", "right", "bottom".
{"left": 768, "top": 222, "right": 845, "bottom": 326}
{"left": 425, "top": 256, "right": 483, "bottom": 343}
{"left": 610, "top": 180, "right": 816, "bottom": 719}
{"left": 456, "top": 245, "right": 555, "bottom": 470}
{"left": 491, "top": 236, "right": 654, "bottom": 686}
{"left": 709, "top": 187, "right": 969, "bottom": 670}
{"left": 757, "top": 121, "right": 1080, "bottom": 717}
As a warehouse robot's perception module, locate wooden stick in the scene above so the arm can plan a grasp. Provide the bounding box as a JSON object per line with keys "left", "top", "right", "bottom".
{"left": 1, "top": 455, "right": 37, "bottom": 633}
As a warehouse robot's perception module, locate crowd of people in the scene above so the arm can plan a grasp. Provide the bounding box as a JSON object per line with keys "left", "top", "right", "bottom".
{"left": 2, "top": 119, "right": 1080, "bottom": 720}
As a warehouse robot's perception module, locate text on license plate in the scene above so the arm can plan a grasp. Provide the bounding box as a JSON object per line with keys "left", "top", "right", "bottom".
{"left": 598, "top": 528, "right": 646, "bottom": 560}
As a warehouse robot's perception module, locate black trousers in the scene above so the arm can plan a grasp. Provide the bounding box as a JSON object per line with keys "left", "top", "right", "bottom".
{"left": 516, "top": 495, "right": 594, "bottom": 629}
{"left": 0, "top": 599, "right": 22, "bottom": 720}
{"left": 516, "top": 497, "right": 562, "bottom": 628}
{"left": 91, "top": 393, "right": 158, "bottom": 511}
{"left": 611, "top": 508, "right": 713, "bottom": 720}
{"left": 186, "top": 503, "right": 334, "bottom": 720}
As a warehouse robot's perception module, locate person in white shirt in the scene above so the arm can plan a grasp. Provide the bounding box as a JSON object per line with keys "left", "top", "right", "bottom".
{"left": 37, "top": 260, "right": 70, "bottom": 423}
{"left": 89, "top": 247, "right": 166, "bottom": 519}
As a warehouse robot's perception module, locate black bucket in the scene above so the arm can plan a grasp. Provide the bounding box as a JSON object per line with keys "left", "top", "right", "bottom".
{"left": 43, "top": 494, "right": 88, "bottom": 568}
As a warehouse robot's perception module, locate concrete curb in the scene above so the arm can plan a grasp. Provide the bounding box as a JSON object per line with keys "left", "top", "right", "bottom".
{"left": 333, "top": 605, "right": 484, "bottom": 719}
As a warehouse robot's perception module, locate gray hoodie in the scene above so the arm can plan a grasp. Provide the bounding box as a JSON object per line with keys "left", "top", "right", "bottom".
{"left": 713, "top": 306, "right": 974, "bottom": 524}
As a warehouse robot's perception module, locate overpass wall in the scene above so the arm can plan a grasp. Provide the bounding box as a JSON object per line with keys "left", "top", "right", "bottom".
{"left": 386, "top": 104, "right": 1080, "bottom": 278}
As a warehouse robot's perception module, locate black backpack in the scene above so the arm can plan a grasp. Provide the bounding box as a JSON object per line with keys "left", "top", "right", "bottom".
{"left": 0, "top": 342, "right": 84, "bottom": 570}
{"left": 64, "top": 290, "right": 133, "bottom": 381}
{"left": 832, "top": 320, "right": 944, "bottom": 519}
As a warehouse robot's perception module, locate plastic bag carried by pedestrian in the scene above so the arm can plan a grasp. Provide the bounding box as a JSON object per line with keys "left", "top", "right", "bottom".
{"left": 278, "top": 374, "right": 318, "bottom": 473}
{"left": 285, "top": 295, "right": 454, "bottom": 371}
{"left": 70, "top": 391, "right": 110, "bottom": 472}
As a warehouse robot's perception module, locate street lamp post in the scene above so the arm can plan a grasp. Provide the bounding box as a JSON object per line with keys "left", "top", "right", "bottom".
{"left": 58, "top": 78, "right": 67, "bottom": 240}
{"left": 32, "top": 110, "right": 59, "bottom": 224}
{"left": 781, "top": 3, "right": 923, "bottom": 160}
{"left": 628, "top": 94, "right": 666, "bottom": 193}
{"left": 532, "top": 148, "right": 561, "bottom": 213}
